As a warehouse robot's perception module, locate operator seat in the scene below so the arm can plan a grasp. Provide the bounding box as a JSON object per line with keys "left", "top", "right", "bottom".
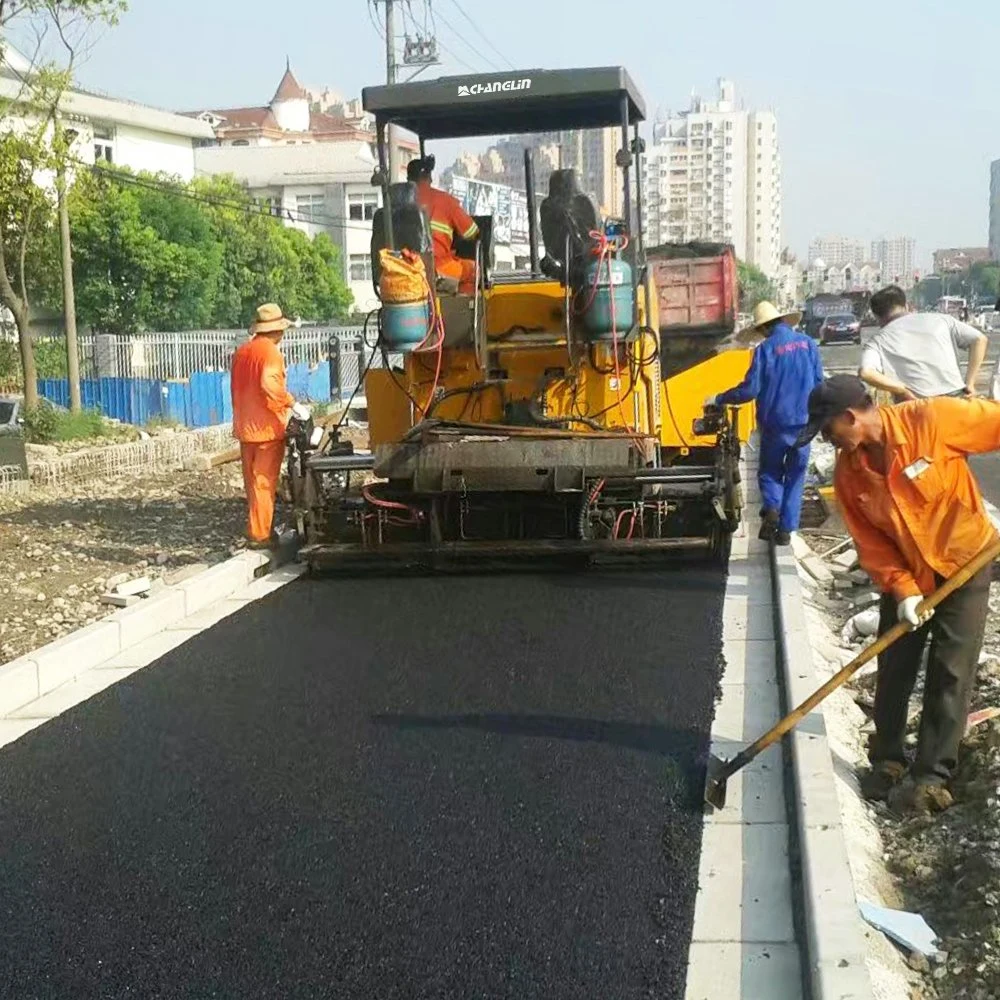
{"left": 370, "top": 182, "right": 433, "bottom": 297}
{"left": 539, "top": 169, "right": 599, "bottom": 284}
{"left": 453, "top": 214, "right": 493, "bottom": 286}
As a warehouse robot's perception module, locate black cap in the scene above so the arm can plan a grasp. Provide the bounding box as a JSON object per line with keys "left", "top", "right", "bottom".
{"left": 796, "top": 374, "right": 870, "bottom": 446}
{"left": 406, "top": 154, "right": 435, "bottom": 183}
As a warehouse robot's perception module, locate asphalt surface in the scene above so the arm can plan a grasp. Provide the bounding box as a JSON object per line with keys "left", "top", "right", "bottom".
{"left": 0, "top": 566, "right": 726, "bottom": 1000}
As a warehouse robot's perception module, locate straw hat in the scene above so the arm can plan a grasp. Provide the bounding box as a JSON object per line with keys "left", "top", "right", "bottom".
{"left": 250, "top": 303, "right": 292, "bottom": 335}
{"left": 734, "top": 301, "right": 802, "bottom": 344}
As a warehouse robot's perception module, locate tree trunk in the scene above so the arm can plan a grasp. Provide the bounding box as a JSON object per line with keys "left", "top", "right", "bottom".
{"left": 16, "top": 306, "right": 38, "bottom": 409}
{"left": 56, "top": 156, "right": 81, "bottom": 412}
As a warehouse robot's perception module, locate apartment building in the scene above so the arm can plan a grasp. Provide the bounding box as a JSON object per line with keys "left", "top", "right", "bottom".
{"left": 871, "top": 237, "right": 917, "bottom": 288}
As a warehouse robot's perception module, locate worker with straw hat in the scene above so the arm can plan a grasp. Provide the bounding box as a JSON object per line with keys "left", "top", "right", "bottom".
{"left": 231, "top": 303, "right": 307, "bottom": 549}
{"left": 705, "top": 301, "right": 824, "bottom": 545}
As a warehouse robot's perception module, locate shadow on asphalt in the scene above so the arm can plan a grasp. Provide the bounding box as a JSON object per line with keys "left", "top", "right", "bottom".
{"left": 372, "top": 711, "right": 707, "bottom": 806}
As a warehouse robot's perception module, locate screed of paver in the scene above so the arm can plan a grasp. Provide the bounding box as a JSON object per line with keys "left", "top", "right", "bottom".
{"left": 0, "top": 565, "right": 725, "bottom": 999}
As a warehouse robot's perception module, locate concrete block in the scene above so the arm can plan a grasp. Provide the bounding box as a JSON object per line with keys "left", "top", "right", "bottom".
{"left": 116, "top": 590, "right": 187, "bottom": 649}
{"left": 179, "top": 560, "right": 252, "bottom": 617}
{"left": 115, "top": 576, "right": 151, "bottom": 597}
{"left": 167, "top": 598, "right": 251, "bottom": 632}
{"left": 790, "top": 730, "right": 844, "bottom": 832}
{"left": 831, "top": 548, "right": 859, "bottom": 571}
{"left": 685, "top": 943, "right": 802, "bottom": 1000}
{"left": 101, "top": 629, "right": 199, "bottom": 669}
{"left": 0, "top": 656, "right": 40, "bottom": 717}
{"left": 10, "top": 668, "right": 138, "bottom": 720}
{"left": 100, "top": 593, "right": 140, "bottom": 608}
{"left": 712, "top": 681, "right": 781, "bottom": 743}
{"left": 229, "top": 564, "right": 305, "bottom": 601}
{"left": 32, "top": 621, "right": 121, "bottom": 697}
{"left": 801, "top": 554, "right": 834, "bottom": 585}
{"left": 790, "top": 532, "right": 813, "bottom": 560}
{"left": 720, "top": 639, "right": 777, "bottom": 688}
{"left": 849, "top": 569, "right": 870, "bottom": 585}
{"left": 707, "top": 738, "right": 786, "bottom": 825}
{"left": 691, "top": 823, "right": 796, "bottom": 943}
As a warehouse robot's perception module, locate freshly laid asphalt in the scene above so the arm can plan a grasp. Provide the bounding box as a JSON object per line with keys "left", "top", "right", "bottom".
{"left": 0, "top": 566, "right": 726, "bottom": 999}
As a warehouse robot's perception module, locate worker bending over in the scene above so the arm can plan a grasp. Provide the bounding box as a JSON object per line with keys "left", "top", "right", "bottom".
{"left": 408, "top": 154, "right": 479, "bottom": 294}
{"left": 798, "top": 375, "right": 1000, "bottom": 816}
{"left": 707, "top": 301, "right": 824, "bottom": 545}
{"left": 231, "top": 303, "right": 306, "bottom": 549}
{"left": 859, "top": 284, "right": 987, "bottom": 401}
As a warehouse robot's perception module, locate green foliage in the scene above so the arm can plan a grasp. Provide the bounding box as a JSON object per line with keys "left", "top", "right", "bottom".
{"left": 61, "top": 168, "right": 353, "bottom": 333}
{"left": 913, "top": 263, "right": 1000, "bottom": 310}
{"left": 22, "top": 398, "right": 106, "bottom": 443}
{"left": 737, "top": 260, "right": 777, "bottom": 312}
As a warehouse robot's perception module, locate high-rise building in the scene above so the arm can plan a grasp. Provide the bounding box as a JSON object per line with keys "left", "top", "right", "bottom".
{"left": 870, "top": 237, "right": 917, "bottom": 288}
{"left": 990, "top": 159, "right": 1000, "bottom": 263}
{"left": 641, "top": 80, "right": 782, "bottom": 276}
{"left": 807, "top": 236, "right": 867, "bottom": 269}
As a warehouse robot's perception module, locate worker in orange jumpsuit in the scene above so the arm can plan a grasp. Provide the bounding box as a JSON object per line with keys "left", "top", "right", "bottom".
{"left": 407, "top": 154, "right": 479, "bottom": 294}
{"left": 231, "top": 303, "right": 303, "bottom": 548}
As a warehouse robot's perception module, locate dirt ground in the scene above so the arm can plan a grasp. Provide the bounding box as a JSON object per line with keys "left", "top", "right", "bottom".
{"left": 0, "top": 466, "right": 248, "bottom": 666}
{"left": 799, "top": 529, "right": 1000, "bottom": 1000}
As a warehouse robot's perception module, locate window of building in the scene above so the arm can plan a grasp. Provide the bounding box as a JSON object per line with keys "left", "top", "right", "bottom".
{"left": 296, "top": 193, "right": 325, "bottom": 223}
{"left": 348, "top": 191, "right": 380, "bottom": 221}
{"left": 725, "top": 137, "right": 733, "bottom": 146}
{"left": 349, "top": 254, "right": 372, "bottom": 282}
{"left": 232, "top": 139, "right": 250, "bottom": 147}
{"left": 93, "top": 126, "right": 113, "bottom": 163}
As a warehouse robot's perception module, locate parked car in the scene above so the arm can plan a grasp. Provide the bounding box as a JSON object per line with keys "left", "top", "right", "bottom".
{"left": 0, "top": 394, "right": 27, "bottom": 477}
{"left": 817, "top": 313, "right": 862, "bottom": 345}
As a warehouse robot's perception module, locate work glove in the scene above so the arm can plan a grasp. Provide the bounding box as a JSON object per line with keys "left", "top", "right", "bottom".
{"left": 897, "top": 595, "right": 933, "bottom": 628}
{"left": 704, "top": 395, "right": 719, "bottom": 409}
{"left": 291, "top": 402, "right": 312, "bottom": 422}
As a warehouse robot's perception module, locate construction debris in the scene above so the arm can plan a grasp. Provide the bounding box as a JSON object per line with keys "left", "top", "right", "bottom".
{"left": 859, "top": 900, "right": 943, "bottom": 960}
{"left": 99, "top": 593, "right": 140, "bottom": 608}
{"left": 114, "top": 576, "right": 152, "bottom": 597}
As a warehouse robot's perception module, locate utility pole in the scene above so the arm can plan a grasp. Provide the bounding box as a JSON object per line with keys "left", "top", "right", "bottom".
{"left": 55, "top": 123, "right": 81, "bottom": 413}
{"left": 383, "top": 0, "right": 399, "bottom": 181}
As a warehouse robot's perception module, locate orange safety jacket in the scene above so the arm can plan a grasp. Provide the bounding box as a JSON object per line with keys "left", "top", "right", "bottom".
{"left": 417, "top": 185, "right": 479, "bottom": 270}
{"left": 834, "top": 396, "right": 1000, "bottom": 601}
{"left": 230, "top": 335, "right": 295, "bottom": 443}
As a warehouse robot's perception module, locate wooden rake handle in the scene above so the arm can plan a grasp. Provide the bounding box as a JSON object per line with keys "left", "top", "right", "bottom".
{"left": 743, "top": 536, "right": 1000, "bottom": 763}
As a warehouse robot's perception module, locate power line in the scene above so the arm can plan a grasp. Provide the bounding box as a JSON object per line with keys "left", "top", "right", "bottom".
{"left": 444, "top": 0, "right": 516, "bottom": 70}
{"left": 434, "top": 37, "right": 478, "bottom": 74}
{"left": 432, "top": 6, "right": 502, "bottom": 72}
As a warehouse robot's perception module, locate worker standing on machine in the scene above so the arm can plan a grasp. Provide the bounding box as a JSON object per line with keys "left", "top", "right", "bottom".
{"left": 407, "top": 154, "right": 479, "bottom": 294}
{"left": 796, "top": 375, "right": 1000, "bottom": 816}
{"left": 706, "top": 301, "right": 824, "bottom": 545}
{"left": 231, "top": 303, "right": 307, "bottom": 549}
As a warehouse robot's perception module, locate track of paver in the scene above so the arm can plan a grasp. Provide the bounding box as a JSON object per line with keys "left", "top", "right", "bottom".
{"left": 0, "top": 566, "right": 725, "bottom": 1000}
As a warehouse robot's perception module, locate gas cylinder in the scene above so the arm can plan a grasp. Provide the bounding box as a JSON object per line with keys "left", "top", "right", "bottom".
{"left": 380, "top": 299, "right": 434, "bottom": 350}
{"left": 580, "top": 256, "right": 635, "bottom": 341}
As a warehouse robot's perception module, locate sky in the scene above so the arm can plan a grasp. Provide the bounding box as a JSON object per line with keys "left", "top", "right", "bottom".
{"left": 22, "top": 0, "right": 1000, "bottom": 269}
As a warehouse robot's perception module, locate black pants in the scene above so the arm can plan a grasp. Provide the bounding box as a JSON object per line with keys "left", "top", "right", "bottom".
{"left": 870, "top": 564, "right": 991, "bottom": 784}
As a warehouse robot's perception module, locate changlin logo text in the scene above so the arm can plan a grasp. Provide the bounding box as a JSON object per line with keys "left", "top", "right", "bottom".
{"left": 458, "top": 79, "right": 531, "bottom": 97}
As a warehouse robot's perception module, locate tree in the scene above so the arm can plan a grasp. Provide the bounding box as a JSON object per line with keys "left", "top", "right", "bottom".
{"left": 0, "top": 129, "right": 56, "bottom": 407}
{"left": 737, "top": 260, "right": 777, "bottom": 312}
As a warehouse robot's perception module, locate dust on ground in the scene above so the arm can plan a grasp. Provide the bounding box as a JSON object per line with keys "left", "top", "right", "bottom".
{"left": 798, "top": 527, "right": 1000, "bottom": 1000}
{"left": 0, "top": 465, "right": 247, "bottom": 666}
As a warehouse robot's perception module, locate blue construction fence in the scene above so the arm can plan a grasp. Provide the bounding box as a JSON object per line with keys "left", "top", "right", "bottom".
{"left": 38, "top": 361, "right": 334, "bottom": 429}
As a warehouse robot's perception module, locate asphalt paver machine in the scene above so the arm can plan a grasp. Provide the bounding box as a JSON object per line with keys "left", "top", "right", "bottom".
{"left": 288, "top": 67, "right": 754, "bottom": 571}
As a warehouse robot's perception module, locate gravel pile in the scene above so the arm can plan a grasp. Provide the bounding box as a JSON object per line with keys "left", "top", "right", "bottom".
{"left": 0, "top": 466, "right": 247, "bottom": 666}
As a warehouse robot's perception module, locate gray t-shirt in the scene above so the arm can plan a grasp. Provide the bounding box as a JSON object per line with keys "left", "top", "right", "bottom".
{"left": 860, "top": 312, "right": 983, "bottom": 397}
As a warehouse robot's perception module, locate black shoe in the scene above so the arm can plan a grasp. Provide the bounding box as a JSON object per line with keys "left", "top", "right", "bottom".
{"left": 758, "top": 508, "right": 779, "bottom": 542}
{"left": 775, "top": 529, "right": 791, "bottom": 546}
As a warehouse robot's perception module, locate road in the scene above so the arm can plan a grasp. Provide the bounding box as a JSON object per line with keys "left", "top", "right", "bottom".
{"left": 0, "top": 567, "right": 726, "bottom": 999}
{"left": 819, "top": 329, "right": 1000, "bottom": 508}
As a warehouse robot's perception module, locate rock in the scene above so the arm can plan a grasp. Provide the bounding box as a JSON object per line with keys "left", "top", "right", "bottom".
{"left": 849, "top": 569, "right": 871, "bottom": 585}
{"left": 99, "top": 593, "right": 140, "bottom": 608}
{"left": 908, "top": 952, "right": 931, "bottom": 973}
{"left": 801, "top": 554, "right": 835, "bottom": 585}
{"left": 833, "top": 578, "right": 856, "bottom": 591}
{"left": 847, "top": 608, "right": 881, "bottom": 639}
{"left": 183, "top": 453, "right": 213, "bottom": 472}
{"left": 35, "top": 592, "right": 46, "bottom": 603}
{"left": 105, "top": 572, "right": 130, "bottom": 591}
{"left": 155, "top": 553, "right": 170, "bottom": 566}
{"left": 790, "top": 534, "right": 813, "bottom": 560}
{"left": 65, "top": 585, "right": 81, "bottom": 598}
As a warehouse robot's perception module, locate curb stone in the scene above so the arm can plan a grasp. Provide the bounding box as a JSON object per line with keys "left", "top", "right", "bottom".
{"left": 0, "top": 550, "right": 270, "bottom": 718}
{"left": 771, "top": 542, "right": 875, "bottom": 999}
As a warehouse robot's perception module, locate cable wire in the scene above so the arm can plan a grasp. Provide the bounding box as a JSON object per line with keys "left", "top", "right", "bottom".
{"left": 433, "top": 7, "right": 502, "bottom": 72}
{"left": 444, "top": 0, "right": 516, "bottom": 70}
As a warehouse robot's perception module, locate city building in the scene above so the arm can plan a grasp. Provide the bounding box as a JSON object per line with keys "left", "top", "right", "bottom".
{"left": 195, "top": 141, "right": 384, "bottom": 313}
{"left": 188, "top": 62, "right": 416, "bottom": 173}
{"left": 870, "top": 237, "right": 916, "bottom": 289}
{"left": 0, "top": 44, "right": 215, "bottom": 181}
{"left": 932, "top": 247, "right": 993, "bottom": 274}
{"left": 807, "top": 236, "right": 867, "bottom": 269}
{"left": 642, "top": 80, "right": 782, "bottom": 277}
{"left": 989, "top": 159, "right": 1000, "bottom": 262}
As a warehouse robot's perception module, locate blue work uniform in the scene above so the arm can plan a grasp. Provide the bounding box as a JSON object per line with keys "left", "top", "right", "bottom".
{"left": 717, "top": 322, "right": 824, "bottom": 532}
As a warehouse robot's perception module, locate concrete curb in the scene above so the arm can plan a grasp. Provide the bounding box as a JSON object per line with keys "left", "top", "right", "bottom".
{"left": 771, "top": 543, "right": 875, "bottom": 999}
{"left": 0, "top": 550, "right": 270, "bottom": 718}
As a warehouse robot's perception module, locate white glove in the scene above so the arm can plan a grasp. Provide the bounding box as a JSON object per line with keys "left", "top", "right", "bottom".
{"left": 291, "top": 402, "right": 312, "bottom": 422}
{"left": 897, "top": 595, "right": 932, "bottom": 627}
{"left": 704, "top": 395, "right": 719, "bottom": 408}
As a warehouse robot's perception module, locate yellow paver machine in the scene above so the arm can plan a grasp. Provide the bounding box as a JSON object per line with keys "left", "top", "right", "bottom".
{"left": 288, "top": 66, "right": 755, "bottom": 571}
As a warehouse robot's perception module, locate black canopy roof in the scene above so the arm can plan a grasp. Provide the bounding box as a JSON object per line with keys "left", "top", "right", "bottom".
{"left": 362, "top": 67, "right": 645, "bottom": 140}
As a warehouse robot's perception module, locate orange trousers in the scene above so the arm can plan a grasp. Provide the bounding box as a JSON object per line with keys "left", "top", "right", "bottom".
{"left": 240, "top": 440, "right": 285, "bottom": 543}
{"left": 436, "top": 254, "right": 477, "bottom": 295}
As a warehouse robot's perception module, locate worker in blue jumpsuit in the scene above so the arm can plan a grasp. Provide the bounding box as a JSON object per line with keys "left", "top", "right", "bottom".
{"left": 706, "top": 301, "right": 824, "bottom": 545}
